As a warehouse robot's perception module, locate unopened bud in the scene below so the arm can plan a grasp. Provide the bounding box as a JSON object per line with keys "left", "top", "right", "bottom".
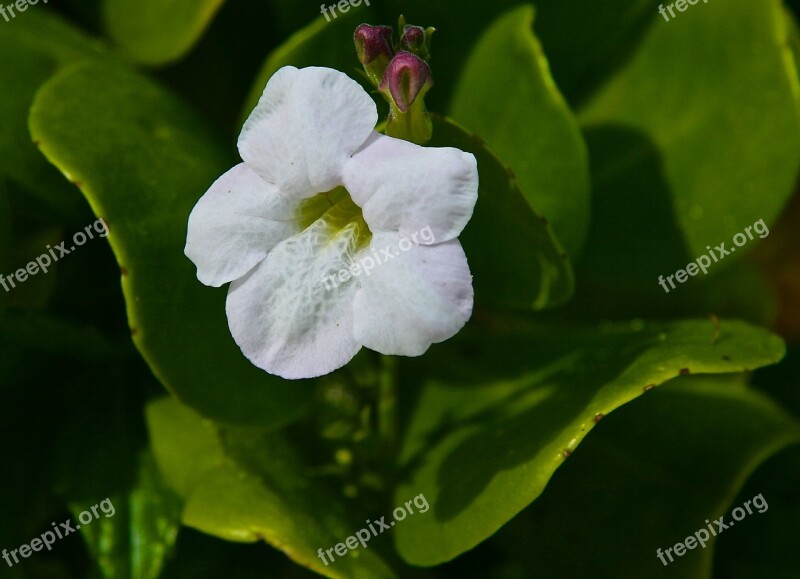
{"left": 400, "top": 25, "right": 433, "bottom": 60}
{"left": 354, "top": 24, "right": 394, "bottom": 86}
{"left": 379, "top": 51, "right": 433, "bottom": 143}
{"left": 379, "top": 51, "right": 432, "bottom": 113}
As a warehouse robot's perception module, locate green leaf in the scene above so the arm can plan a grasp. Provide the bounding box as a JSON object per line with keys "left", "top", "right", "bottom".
{"left": 560, "top": 127, "right": 779, "bottom": 323}
{"left": 450, "top": 5, "right": 590, "bottom": 257}
{"left": 393, "top": 318, "right": 785, "bottom": 565}
{"left": 147, "top": 398, "right": 397, "bottom": 579}
{"left": 488, "top": 376, "right": 800, "bottom": 577}
{"left": 530, "top": 0, "right": 654, "bottom": 105}
{"left": 0, "top": 11, "right": 106, "bottom": 218}
{"left": 103, "top": 0, "right": 226, "bottom": 66}
{"left": 578, "top": 0, "right": 800, "bottom": 261}
{"left": 430, "top": 115, "right": 574, "bottom": 310}
{"left": 30, "top": 61, "right": 312, "bottom": 426}
{"left": 72, "top": 452, "right": 182, "bottom": 579}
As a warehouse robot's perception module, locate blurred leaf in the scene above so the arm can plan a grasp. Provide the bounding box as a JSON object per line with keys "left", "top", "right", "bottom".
{"left": 579, "top": 0, "right": 800, "bottom": 261}
{"left": 488, "top": 376, "right": 800, "bottom": 578}
{"left": 393, "top": 318, "right": 785, "bottom": 565}
{"left": 147, "top": 398, "right": 397, "bottom": 579}
{"left": 3, "top": 224, "right": 63, "bottom": 311}
{"left": 786, "top": 6, "right": 800, "bottom": 99}
{"left": 53, "top": 352, "right": 180, "bottom": 579}
{"left": 263, "top": 0, "right": 331, "bottom": 45}
{"left": 60, "top": 0, "right": 104, "bottom": 33}
{"left": 72, "top": 452, "right": 182, "bottom": 579}
{"left": 0, "top": 310, "right": 115, "bottom": 362}
{"left": 754, "top": 191, "right": 800, "bottom": 340}
{"left": 0, "top": 10, "right": 107, "bottom": 219}
{"left": 530, "top": 0, "right": 654, "bottom": 105}
{"left": 754, "top": 343, "right": 800, "bottom": 421}
{"left": 0, "top": 365, "right": 64, "bottom": 547}
{"left": 558, "top": 126, "right": 778, "bottom": 323}
{"left": 450, "top": 5, "right": 591, "bottom": 257}
{"left": 0, "top": 342, "right": 125, "bottom": 558}
{"left": 714, "top": 445, "right": 800, "bottom": 579}
{"left": 29, "top": 61, "right": 312, "bottom": 426}
{"left": 160, "top": 526, "right": 323, "bottom": 579}
{"left": 103, "top": 0, "right": 227, "bottom": 66}
{"left": 0, "top": 181, "right": 10, "bottom": 316}
{"left": 430, "top": 115, "right": 574, "bottom": 310}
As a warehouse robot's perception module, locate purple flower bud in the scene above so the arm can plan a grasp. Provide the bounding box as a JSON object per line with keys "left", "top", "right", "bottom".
{"left": 354, "top": 24, "right": 394, "bottom": 86}
{"left": 400, "top": 25, "right": 430, "bottom": 59}
{"left": 379, "top": 51, "right": 433, "bottom": 113}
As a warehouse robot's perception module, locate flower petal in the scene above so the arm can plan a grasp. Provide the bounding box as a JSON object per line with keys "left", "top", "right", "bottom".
{"left": 225, "top": 217, "right": 363, "bottom": 379}
{"left": 353, "top": 233, "right": 474, "bottom": 356}
{"left": 185, "top": 163, "right": 301, "bottom": 287}
{"left": 342, "top": 133, "right": 478, "bottom": 242}
{"left": 239, "top": 66, "right": 378, "bottom": 198}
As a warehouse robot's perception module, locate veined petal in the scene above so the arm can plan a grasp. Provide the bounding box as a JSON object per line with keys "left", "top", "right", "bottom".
{"left": 185, "top": 163, "right": 301, "bottom": 287}
{"left": 353, "top": 233, "right": 473, "bottom": 356}
{"left": 342, "top": 133, "right": 478, "bottom": 242}
{"left": 239, "top": 66, "right": 378, "bottom": 198}
{"left": 225, "top": 217, "right": 364, "bottom": 379}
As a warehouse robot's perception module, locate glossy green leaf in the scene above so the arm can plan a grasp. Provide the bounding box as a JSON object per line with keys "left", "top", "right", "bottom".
{"left": 393, "top": 318, "right": 785, "bottom": 565}
{"left": 30, "top": 62, "right": 312, "bottom": 426}
{"left": 430, "top": 115, "right": 573, "bottom": 310}
{"left": 103, "top": 0, "right": 226, "bottom": 66}
{"left": 0, "top": 11, "right": 106, "bottom": 218}
{"left": 450, "top": 6, "right": 590, "bottom": 257}
{"left": 147, "top": 398, "right": 397, "bottom": 579}
{"left": 488, "top": 376, "right": 800, "bottom": 578}
{"left": 579, "top": 0, "right": 800, "bottom": 261}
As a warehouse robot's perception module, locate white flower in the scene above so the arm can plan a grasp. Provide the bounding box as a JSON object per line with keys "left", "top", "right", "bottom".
{"left": 185, "top": 66, "right": 478, "bottom": 379}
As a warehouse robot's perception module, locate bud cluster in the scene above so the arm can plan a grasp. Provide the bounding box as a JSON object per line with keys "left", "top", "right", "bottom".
{"left": 353, "top": 17, "right": 435, "bottom": 144}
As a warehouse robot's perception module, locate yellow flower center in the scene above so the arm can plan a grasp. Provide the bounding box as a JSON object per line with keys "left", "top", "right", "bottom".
{"left": 297, "top": 186, "right": 372, "bottom": 249}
